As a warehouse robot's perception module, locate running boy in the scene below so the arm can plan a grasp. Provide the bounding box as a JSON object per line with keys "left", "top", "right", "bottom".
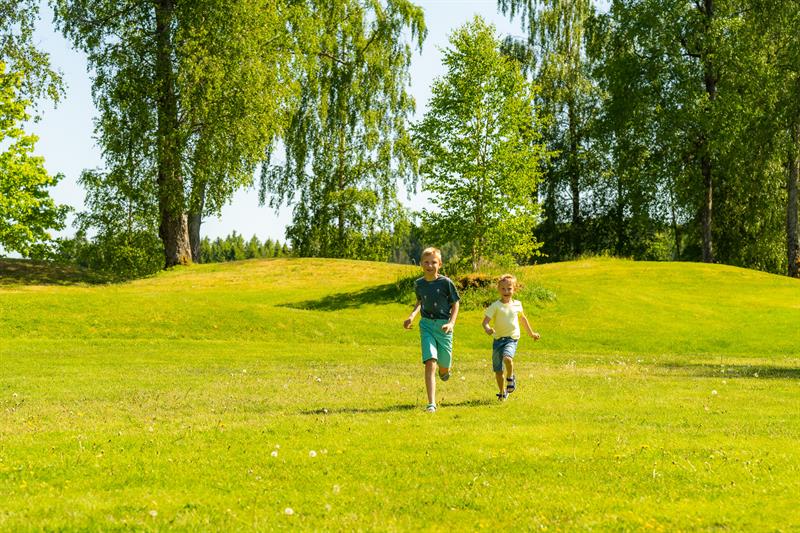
{"left": 403, "top": 247, "right": 460, "bottom": 413}
{"left": 482, "top": 274, "right": 540, "bottom": 400}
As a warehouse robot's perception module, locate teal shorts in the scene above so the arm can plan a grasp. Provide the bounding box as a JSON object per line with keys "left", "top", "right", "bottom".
{"left": 419, "top": 317, "right": 453, "bottom": 368}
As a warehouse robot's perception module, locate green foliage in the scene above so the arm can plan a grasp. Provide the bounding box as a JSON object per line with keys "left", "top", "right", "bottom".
{"left": 49, "top": 230, "right": 164, "bottom": 280}
{"left": 261, "top": 0, "right": 425, "bottom": 261}
{"left": 199, "top": 232, "right": 291, "bottom": 263}
{"left": 414, "top": 16, "right": 548, "bottom": 270}
{"left": 0, "top": 62, "right": 69, "bottom": 257}
{"left": 499, "top": 0, "right": 601, "bottom": 258}
{"left": 0, "top": 0, "right": 63, "bottom": 103}
{"left": 53, "top": 0, "right": 301, "bottom": 266}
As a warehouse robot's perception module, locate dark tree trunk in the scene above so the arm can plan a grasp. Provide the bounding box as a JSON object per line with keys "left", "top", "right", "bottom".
{"left": 701, "top": 149, "right": 714, "bottom": 263}
{"left": 700, "top": 0, "right": 717, "bottom": 263}
{"left": 568, "top": 99, "right": 581, "bottom": 256}
{"left": 188, "top": 181, "right": 206, "bottom": 263}
{"left": 788, "top": 120, "right": 800, "bottom": 277}
{"left": 155, "top": 0, "right": 191, "bottom": 267}
{"left": 615, "top": 175, "right": 625, "bottom": 256}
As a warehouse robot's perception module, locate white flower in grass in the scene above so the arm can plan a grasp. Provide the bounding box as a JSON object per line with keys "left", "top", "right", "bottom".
{"left": 274, "top": 444, "right": 280, "bottom": 449}
{"left": 309, "top": 450, "right": 317, "bottom": 458}
{"left": 149, "top": 510, "right": 158, "bottom": 518}
{"left": 711, "top": 390, "right": 718, "bottom": 395}
{"left": 284, "top": 507, "right": 294, "bottom": 516}
{"left": 271, "top": 450, "right": 278, "bottom": 458}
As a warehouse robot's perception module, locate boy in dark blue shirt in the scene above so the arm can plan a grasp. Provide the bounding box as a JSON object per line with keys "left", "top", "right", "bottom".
{"left": 403, "top": 247, "right": 460, "bottom": 412}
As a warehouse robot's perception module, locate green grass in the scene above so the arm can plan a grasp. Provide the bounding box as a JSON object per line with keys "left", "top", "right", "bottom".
{"left": 1, "top": 257, "right": 798, "bottom": 531}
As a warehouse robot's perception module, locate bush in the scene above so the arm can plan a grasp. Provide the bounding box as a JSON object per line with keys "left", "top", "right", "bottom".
{"left": 395, "top": 269, "right": 556, "bottom": 311}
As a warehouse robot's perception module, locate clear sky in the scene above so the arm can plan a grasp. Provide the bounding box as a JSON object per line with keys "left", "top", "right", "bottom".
{"left": 28, "top": 0, "right": 525, "bottom": 244}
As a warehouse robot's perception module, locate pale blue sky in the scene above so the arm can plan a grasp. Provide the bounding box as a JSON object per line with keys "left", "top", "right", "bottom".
{"left": 29, "top": 0, "right": 524, "bottom": 243}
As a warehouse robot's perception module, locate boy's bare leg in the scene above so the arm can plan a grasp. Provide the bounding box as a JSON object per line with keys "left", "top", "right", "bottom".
{"left": 425, "top": 359, "right": 437, "bottom": 405}
{"left": 503, "top": 356, "right": 514, "bottom": 379}
{"left": 495, "top": 371, "right": 505, "bottom": 394}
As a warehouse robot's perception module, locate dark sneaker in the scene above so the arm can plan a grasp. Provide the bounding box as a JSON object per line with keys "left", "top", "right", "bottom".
{"left": 506, "top": 375, "right": 516, "bottom": 394}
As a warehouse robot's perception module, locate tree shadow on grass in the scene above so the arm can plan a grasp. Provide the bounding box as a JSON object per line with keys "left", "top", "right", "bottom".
{"left": 658, "top": 362, "right": 800, "bottom": 380}
{"left": 0, "top": 259, "right": 114, "bottom": 286}
{"left": 283, "top": 276, "right": 416, "bottom": 311}
{"left": 301, "top": 398, "right": 494, "bottom": 415}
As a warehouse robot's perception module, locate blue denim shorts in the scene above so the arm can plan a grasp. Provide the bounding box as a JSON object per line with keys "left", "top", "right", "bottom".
{"left": 492, "top": 337, "right": 518, "bottom": 372}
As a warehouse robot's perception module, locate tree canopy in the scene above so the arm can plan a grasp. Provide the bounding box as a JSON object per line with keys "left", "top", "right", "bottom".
{"left": 54, "top": 0, "right": 301, "bottom": 267}
{"left": 0, "top": 61, "right": 68, "bottom": 257}
{"left": 261, "top": 0, "right": 425, "bottom": 261}
{"left": 414, "top": 16, "right": 549, "bottom": 270}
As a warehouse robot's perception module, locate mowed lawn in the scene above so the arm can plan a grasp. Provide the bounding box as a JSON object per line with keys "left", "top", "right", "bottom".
{"left": 1, "top": 257, "right": 798, "bottom": 531}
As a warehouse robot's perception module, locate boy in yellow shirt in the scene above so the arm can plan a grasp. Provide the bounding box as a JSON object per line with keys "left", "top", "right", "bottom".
{"left": 482, "top": 274, "right": 539, "bottom": 400}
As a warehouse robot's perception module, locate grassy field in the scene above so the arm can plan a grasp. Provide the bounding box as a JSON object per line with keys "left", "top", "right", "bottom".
{"left": 1, "top": 257, "right": 798, "bottom": 531}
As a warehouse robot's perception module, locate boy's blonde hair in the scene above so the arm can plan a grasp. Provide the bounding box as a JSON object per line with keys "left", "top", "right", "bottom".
{"left": 420, "top": 247, "right": 442, "bottom": 264}
{"left": 498, "top": 273, "right": 517, "bottom": 286}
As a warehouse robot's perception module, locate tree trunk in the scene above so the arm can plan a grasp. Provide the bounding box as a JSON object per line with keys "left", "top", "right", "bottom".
{"left": 568, "top": 99, "right": 581, "bottom": 256}
{"left": 188, "top": 180, "right": 206, "bottom": 263}
{"left": 155, "top": 0, "right": 191, "bottom": 268}
{"left": 700, "top": 148, "right": 714, "bottom": 263}
{"left": 615, "top": 175, "right": 624, "bottom": 256}
{"left": 700, "top": 0, "right": 716, "bottom": 264}
{"left": 669, "top": 177, "right": 681, "bottom": 260}
{"left": 788, "top": 120, "right": 800, "bottom": 277}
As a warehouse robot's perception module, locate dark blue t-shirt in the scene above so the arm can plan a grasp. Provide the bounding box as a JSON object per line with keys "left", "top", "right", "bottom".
{"left": 414, "top": 276, "right": 460, "bottom": 320}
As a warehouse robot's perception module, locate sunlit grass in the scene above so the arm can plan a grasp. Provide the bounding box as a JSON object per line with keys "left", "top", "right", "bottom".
{"left": 1, "top": 257, "right": 798, "bottom": 530}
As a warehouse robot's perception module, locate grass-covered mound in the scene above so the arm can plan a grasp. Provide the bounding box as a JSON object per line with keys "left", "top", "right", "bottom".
{"left": 1, "top": 257, "right": 798, "bottom": 530}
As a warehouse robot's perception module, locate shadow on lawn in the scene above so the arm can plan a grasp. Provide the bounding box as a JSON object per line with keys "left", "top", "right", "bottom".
{"left": 658, "top": 362, "right": 800, "bottom": 380}
{"left": 302, "top": 398, "right": 494, "bottom": 415}
{"left": 0, "top": 259, "right": 114, "bottom": 286}
{"left": 283, "top": 276, "right": 416, "bottom": 311}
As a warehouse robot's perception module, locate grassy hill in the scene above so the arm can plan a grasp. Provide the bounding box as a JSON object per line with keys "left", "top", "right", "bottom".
{"left": 1, "top": 258, "right": 798, "bottom": 530}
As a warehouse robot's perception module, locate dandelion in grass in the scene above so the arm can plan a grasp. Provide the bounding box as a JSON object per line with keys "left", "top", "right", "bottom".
{"left": 149, "top": 510, "right": 158, "bottom": 518}
{"left": 333, "top": 484, "right": 341, "bottom": 494}
{"left": 711, "top": 390, "right": 718, "bottom": 395}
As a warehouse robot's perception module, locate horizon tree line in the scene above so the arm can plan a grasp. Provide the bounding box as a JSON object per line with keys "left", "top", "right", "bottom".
{"left": 0, "top": 0, "right": 798, "bottom": 278}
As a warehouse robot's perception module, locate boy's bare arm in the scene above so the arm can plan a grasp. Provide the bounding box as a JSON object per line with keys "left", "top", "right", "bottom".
{"left": 520, "top": 313, "right": 540, "bottom": 340}
{"left": 404, "top": 301, "right": 421, "bottom": 329}
{"left": 482, "top": 315, "right": 494, "bottom": 335}
{"left": 442, "top": 301, "right": 459, "bottom": 333}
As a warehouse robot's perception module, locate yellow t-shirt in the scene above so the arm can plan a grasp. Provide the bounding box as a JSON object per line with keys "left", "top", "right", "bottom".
{"left": 484, "top": 299, "right": 524, "bottom": 339}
